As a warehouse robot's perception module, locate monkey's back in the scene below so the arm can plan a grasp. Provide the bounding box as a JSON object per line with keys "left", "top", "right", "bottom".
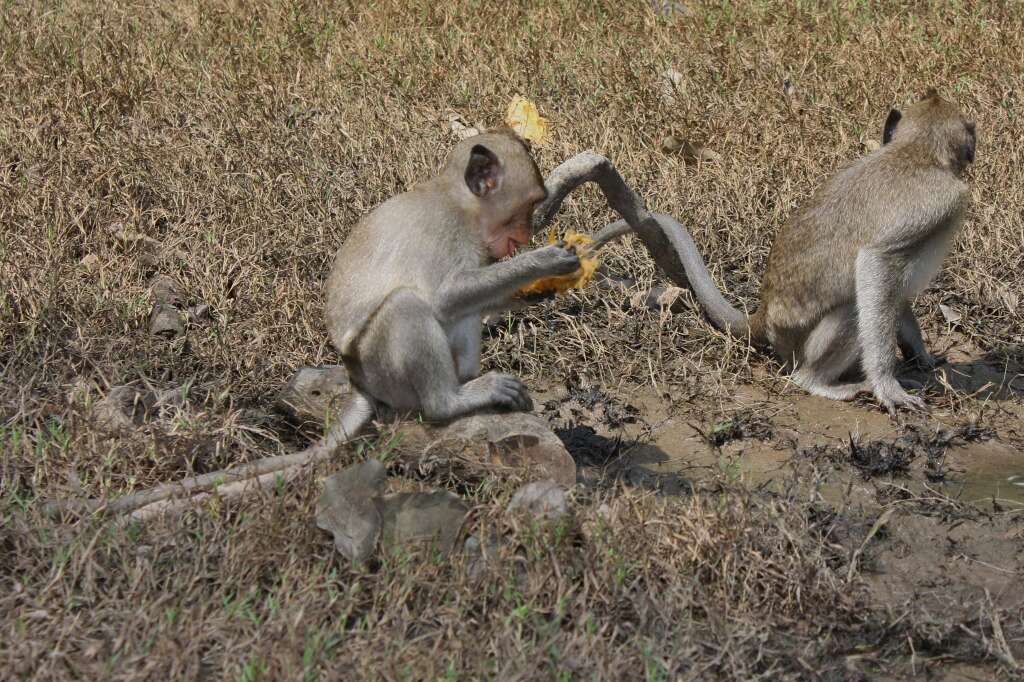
{"left": 324, "top": 186, "right": 481, "bottom": 357}
{"left": 758, "top": 147, "right": 966, "bottom": 342}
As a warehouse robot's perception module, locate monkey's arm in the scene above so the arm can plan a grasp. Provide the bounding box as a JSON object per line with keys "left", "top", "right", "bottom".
{"left": 855, "top": 248, "right": 926, "bottom": 412}
{"left": 435, "top": 246, "right": 576, "bottom": 321}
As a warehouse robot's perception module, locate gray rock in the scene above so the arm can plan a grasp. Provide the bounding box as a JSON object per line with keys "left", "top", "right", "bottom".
{"left": 463, "top": 531, "right": 502, "bottom": 579}
{"left": 186, "top": 304, "right": 212, "bottom": 323}
{"left": 411, "top": 412, "right": 577, "bottom": 486}
{"left": 507, "top": 480, "right": 568, "bottom": 520}
{"left": 277, "top": 365, "right": 353, "bottom": 424}
{"left": 315, "top": 459, "right": 386, "bottom": 563}
{"left": 93, "top": 385, "right": 151, "bottom": 433}
{"left": 149, "top": 304, "right": 184, "bottom": 338}
{"left": 379, "top": 490, "right": 468, "bottom": 557}
{"left": 148, "top": 274, "right": 184, "bottom": 306}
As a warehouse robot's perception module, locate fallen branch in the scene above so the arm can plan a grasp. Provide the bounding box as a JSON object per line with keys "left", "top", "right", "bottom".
{"left": 128, "top": 463, "right": 312, "bottom": 522}
{"left": 43, "top": 441, "right": 338, "bottom": 520}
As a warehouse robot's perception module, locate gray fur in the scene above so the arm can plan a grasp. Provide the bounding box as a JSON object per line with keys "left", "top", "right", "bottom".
{"left": 325, "top": 130, "right": 578, "bottom": 424}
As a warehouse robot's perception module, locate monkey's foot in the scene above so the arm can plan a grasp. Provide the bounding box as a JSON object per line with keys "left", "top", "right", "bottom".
{"left": 791, "top": 368, "right": 867, "bottom": 402}
{"left": 872, "top": 379, "right": 928, "bottom": 415}
{"left": 467, "top": 372, "right": 534, "bottom": 413}
{"left": 896, "top": 376, "right": 927, "bottom": 391}
{"left": 913, "top": 352, "right": 944, "bottom": 370}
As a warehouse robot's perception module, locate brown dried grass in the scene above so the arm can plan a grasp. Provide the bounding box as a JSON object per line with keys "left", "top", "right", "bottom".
{"left": 2, "top": 1, "right": 1023, "bottom": 679}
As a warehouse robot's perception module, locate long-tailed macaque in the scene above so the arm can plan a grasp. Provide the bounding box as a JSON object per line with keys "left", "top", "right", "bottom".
{"left": 322, "top": 129, "right": 580, "bottom": 440}
{"left": 663, "top": 91, "right": 976, "bottom": 412}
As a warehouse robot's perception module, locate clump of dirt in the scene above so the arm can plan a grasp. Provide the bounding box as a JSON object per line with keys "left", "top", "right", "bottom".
{"left": 799, "top": 424, "right": 998, "bottom": 481}
{"left": 564, "top": 383, "right": 640, "bottom": 428}
{"left": 700, "top": 409, "right": 774, "bottom": 447}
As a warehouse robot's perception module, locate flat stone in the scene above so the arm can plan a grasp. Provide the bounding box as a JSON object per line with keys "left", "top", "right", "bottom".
{"left": 148, "top": 274, "right": 184, "bottom": 306}
{"left": 92, "top": 385, "right": 152, "bottom": 433}
{"left": 149, "top": 304, "right": 184, "bottom": 338}
{"left": 507, "top": 480, "right": 568, "bottom": 520}
{"left": 315, "top": 459, "right": 386, "bottom": 563}
{"left": 187, "top": 304, "right": 212, "bottom": 323}
{"left": 407, "top": 412, "right": 576, "bottom": 486}
{"left": 379, "top": 490, "right": 468, "bottom": 557}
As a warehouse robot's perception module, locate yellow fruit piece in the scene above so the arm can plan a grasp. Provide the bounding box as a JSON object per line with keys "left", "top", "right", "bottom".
{"left": 517, "top": 231, "right": 600, "bottom": 295}
{"left": 505, "top": 95, "right": 549, "bottom": 146}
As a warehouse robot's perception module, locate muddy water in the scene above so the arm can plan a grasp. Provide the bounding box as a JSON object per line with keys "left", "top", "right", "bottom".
{"left": 608, "top": 384, "right": 1024, "bottom": 510}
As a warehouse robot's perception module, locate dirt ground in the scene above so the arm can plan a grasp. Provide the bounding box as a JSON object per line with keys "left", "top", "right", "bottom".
{"left": 2, "top": 1, "right": 1023, "bottom": 680}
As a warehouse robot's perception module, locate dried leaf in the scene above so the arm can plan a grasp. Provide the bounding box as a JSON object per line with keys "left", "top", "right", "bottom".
{"left": 79, "top": 253, "right": 100, "bottom": 272}
{"left": 659, "top": 68, "right": 684, "bottom": 104}
{"left": 660, "top": 134, "right": 684, "bottom": 153}
{"left": 505, "top": 96, "right": 549, "bottom": 145}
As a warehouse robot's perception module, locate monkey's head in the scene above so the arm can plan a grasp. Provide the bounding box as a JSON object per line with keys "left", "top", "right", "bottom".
{"left": 881, "top": 90, "right": 977, "bottom": 174}
{"left": 444, "top": 128, "right": 547, "bottom": 260}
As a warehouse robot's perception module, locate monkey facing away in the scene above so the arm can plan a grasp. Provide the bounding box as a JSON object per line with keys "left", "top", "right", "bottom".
{"left": 320, "top": 129, "right": 580, "bottom": 441}
{"left": 664, "top": 91, "right": 976, "bottom": 412}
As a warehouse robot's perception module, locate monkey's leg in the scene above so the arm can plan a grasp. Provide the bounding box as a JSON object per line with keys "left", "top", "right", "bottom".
{"left": 854, "top": 250, "right": 927, "bottom": 412}
{"left": 359, "top": 290, "right": 531, "bottom": 420}
{"left": 447, "top": 317, "right": 481, "bottom": 382}
{"left": 791, "top": 368, "right": 868, "bottom": 401}
{"left": 897, "top": 303, "right": 940, "bottom": 368}
{"left": 791, "top": 308, "right": 868, "bottom": 401}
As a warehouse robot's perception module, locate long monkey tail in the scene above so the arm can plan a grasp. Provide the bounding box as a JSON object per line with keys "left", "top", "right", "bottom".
{"left": 43, "top": 392, "right": 376, "bottom": 520}
{"left": 592, "top": 214, "right": 756, "bottom": 339}
{"left": 531, "top": 151, "right": 757, "bottom": 342}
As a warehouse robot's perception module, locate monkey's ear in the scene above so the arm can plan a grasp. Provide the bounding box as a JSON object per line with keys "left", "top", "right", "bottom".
{"left": 465, "top": 144, "right": 501, "bottom": 197}
{"left": 882, "top": 109, "right": 902, "bottom": 145}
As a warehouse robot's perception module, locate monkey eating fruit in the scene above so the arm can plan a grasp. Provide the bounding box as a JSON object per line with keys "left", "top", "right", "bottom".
{"left": 659, "top": 90, "right": 977, "bottom": 413}
{"left": 321, "top": 128, "right": 581, "bottom": 444}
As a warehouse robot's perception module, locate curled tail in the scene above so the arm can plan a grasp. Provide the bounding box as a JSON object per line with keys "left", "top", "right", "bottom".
{"left": 594, "top": 214, "right": 762, "bottom": 342}
{"left": 533, "top": 151, "right": 760, "bottom": 341}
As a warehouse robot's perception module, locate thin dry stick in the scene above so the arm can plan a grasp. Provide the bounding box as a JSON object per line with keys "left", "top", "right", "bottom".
{"left": 45, "top": 443, "right": 331, "bottom": 517}
{"left": 129, "top": 463, "right": 311, "bottom": 522}
{"left": 846, "top": 506, "right": 895, "bottom": 582}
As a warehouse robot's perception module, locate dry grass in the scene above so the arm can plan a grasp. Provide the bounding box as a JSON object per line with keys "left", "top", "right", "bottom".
{"left": 2, "top": 1, "right": 1023, "bottom": 679}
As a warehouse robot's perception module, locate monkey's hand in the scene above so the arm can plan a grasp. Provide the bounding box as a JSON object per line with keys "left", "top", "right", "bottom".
{"left": 529, "top": 242, "right": 581, "bottom": 276}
